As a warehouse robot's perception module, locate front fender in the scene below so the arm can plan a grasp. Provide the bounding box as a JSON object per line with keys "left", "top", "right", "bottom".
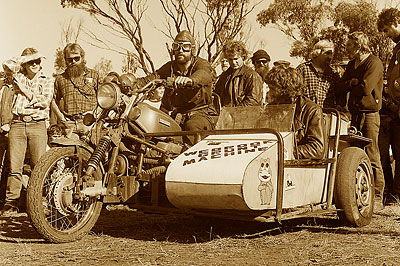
{"left": 49, "top": 136, "right": 105, "bottom": 175}
{"left": 50, "top": 136, "right": 94, "bottom": 153}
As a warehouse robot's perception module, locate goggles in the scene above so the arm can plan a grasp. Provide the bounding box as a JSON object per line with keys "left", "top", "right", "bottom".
{"left": 172, "top": 42, "right": 192, "bottom": 52}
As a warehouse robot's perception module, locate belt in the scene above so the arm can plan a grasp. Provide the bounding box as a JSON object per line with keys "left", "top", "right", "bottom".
{"left": 66, "top": 114, "right": 85, "bottom": 121}
{"left": 14, "top": 115, "right": 44, "bottom": 123}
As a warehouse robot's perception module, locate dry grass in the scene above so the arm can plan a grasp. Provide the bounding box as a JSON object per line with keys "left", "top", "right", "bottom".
{"left": 0, "top": 204, "right": 399, "bottom": 265}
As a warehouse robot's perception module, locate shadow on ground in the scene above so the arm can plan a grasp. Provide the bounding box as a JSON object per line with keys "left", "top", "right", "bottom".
{"left": 1, "top": 206, "right": 399, "bottom": 244}
{"left": 0, "top": 214, "right": 44, "bottom": 243}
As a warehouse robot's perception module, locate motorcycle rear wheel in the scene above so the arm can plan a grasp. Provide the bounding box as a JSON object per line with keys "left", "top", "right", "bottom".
{"left": 27, "top": 147, "right": 103, "bottom": 243}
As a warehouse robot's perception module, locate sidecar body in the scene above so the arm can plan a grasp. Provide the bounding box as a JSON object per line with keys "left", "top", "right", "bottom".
{"left": 162, "top": 104, "right": 373, "bottom": 225}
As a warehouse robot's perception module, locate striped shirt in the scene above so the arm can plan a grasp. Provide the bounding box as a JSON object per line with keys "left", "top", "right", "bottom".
{"left": 297, "top": 61, "right": 339, "bottom": 108}
{"left": 54, "top": 68, "right": 99, "bottom": 116}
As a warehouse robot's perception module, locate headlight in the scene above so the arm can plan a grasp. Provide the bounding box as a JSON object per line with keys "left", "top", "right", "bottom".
{"left": 97, "top": 82, "right": 121, "bottom": 109}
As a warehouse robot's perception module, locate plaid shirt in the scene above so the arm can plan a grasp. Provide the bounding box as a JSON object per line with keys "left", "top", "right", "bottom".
{"left": 3, "top": 57, "right": 53, "bottom": 120}
{"left": 297, "top": 61, "right": 339, "bottom": 108}
{"left": 54, "top": 68, "right": 99, "bottom": 116}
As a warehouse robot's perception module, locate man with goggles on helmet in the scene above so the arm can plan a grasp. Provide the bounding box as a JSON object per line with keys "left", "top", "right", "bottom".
{"left": 134, "top": 30, "right": 217, "bottom": 143}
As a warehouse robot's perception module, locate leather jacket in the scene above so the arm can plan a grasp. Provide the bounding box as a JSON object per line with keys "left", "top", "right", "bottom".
{"left": 293, "top": 96, "right": 325, "bottom": 159}
{"left": 215, "top": 65, "right": 263, "bottom": 107}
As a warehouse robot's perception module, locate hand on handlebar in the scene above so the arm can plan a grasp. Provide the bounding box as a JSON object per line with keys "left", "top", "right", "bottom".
{"left": 174, "top": 76, "right": 193, "bottom": 88}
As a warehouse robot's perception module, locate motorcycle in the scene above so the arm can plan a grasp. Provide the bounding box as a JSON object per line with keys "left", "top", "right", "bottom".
{"left": 27, "top": 77, "right": 209, "bottom": 243}
{"left": 27, "top": 77, "right": 375, "bottom": 243}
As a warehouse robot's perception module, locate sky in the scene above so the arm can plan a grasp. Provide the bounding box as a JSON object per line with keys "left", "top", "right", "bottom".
{"left": 0, "top": 0, "right": 303, "bottom": 77}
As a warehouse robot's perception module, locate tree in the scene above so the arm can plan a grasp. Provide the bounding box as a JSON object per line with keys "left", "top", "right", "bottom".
{"left": 159, "top": 0, "right": 260, "bottom": 66}
{"left": 54, "top": 18, "right": 83, "bottom": 74}
{"left": 61, "top": 0, "right": 260, "bottom": 73}
{"left": 256, "top": 0, "right": 334, "bottom": 59}
{"left": 257, "top": 0, "right": 392, "bottom": 65}
{"left": 332, "top": 1, "right": 392, "bottom": 66}
{"left": 93, "top": 57, "right": 113, "bottom": 81}
{"left": 62, "top": 0, "right": 156, "bottom": 75}
{"left": 121, "top": 50, "right": 139, "bottom": 74}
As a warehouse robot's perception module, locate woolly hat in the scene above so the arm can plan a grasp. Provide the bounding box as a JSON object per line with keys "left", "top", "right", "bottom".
{"left": 251, "top": 49, "right": 271, "bottom": 64}
{"left": 174, "top": 30, "right": 195, "bottom": 45}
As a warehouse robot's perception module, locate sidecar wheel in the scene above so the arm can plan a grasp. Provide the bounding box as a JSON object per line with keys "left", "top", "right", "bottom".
{"left": 27, "top": 147, "right": 103, "bottom": 243}
{"left": 334, "top": 147, "right": 374, "bottom": 227}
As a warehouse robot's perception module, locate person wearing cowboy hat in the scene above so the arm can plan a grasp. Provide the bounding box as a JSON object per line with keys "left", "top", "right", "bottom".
{"left": 1, "top": 48, "right": 53, "bottom": 216}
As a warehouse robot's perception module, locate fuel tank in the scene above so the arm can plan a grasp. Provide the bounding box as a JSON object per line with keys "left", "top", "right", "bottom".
{"left": 134, "top": 102, "right": 181, "bottom": 133}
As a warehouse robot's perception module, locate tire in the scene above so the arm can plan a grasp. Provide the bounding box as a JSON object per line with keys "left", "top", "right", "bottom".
{"left": 27, "top": 147, "right": 103, "bottom": 243}
{"left": 334, "top": 147, "right": 374, "bottom": 227}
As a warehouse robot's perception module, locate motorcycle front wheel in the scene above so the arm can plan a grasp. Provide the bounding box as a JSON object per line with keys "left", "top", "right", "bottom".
{"left": 27, "top": 146, "right": 103, "bottom": 243}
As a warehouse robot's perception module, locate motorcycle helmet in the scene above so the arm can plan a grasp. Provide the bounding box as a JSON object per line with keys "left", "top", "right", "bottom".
{"left": 120, "top": 73, "right": 137, "bottom": 94}
{"left": 103, "top": 71, "right": 120, "bottom": 83}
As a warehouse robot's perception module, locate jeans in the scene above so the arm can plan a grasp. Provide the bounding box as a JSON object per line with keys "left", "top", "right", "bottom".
{"left": 182, "top": 107, "right": 216, "bottom": 145}
{"left": 0, "top": 134, "right": 9, "bottom": 201}
{"left": 378, "top": 115, "right": 400, "bottom": 195}
{"left": 6, "top": 120, "right": 47, "bottom": 203}
{"left": 352, "top": 112, "right": 385, "bottom": 201}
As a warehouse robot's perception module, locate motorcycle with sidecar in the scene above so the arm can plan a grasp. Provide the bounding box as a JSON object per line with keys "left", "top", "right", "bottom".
{"left": 27, "top": 78, "right": 374, "bottom": 243}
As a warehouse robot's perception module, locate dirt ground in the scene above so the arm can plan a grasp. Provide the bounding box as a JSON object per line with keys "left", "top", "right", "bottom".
{"left": 0, "top": 203, "right": 400, "bottom": 266}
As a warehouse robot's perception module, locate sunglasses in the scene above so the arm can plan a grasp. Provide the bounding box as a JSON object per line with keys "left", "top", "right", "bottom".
{"left": 255, "top": 59, "right": 269, "bottom": 65}
{"left": 27, "top": 59, "right": 41, "bottom": 66}
{"left": 66, "top": 56, "right": 81, "bottom": 63}
{"left": 172, "top": 42, "right": 192, "bottom": 52}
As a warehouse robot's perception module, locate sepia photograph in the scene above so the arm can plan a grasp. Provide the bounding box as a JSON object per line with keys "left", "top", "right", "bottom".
{"left": 1, "top": 0, "right": 400, "bottom": 265}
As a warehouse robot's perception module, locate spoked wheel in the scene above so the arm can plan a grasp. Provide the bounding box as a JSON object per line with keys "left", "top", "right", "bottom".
{"left": 27, "top": 147, "right": 103, "bottom": 243}
{"left": 335, "top": 147, "right": 374, "bottom": 226}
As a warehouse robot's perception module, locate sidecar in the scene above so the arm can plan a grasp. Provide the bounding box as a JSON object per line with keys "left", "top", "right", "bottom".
{"left": 156, "top": 104, "right": 374, "bottom": 226}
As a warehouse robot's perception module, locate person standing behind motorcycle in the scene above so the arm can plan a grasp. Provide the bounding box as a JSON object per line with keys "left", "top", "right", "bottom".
{"left": 214, "top": 41, "right": 263, "bottom": 107}
{"left": 336, "top": 32, "right": 385, "bottom": 212}
{"left": 251, "top": 49, "right": 271, "bottom": 105}
{"left": 1, "top": 48, "right": 53, "bottom": 216}
{"left": 296, "top": 40, "right": 339, "bottom": 108}
{"left": 134, "top": 30, "right": 217, "bottom": 134}
{"left": 53, "top": 43, "right": 100, "bottom": 138}
{"left": 378, "top": 8, "right": 400, "bottom": 203}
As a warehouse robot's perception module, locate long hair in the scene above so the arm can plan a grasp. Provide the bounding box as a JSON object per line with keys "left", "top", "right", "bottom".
{"left": 63, "top": 43, "right": 86, "bottom": 65}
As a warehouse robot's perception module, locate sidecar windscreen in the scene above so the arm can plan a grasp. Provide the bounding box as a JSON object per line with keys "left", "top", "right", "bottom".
{"left": 215, "top": 104, "right": 295, "bottom": 132}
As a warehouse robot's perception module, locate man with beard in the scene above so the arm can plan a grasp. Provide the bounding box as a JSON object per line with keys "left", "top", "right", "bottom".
{"left": 297, "top": 40, "right": 339, "bottom": 108}
{"left": 215, "top": 41, "right": 263, "bottom": 107}
{"left": 251, "top": 49, "right": 271, "bottom": 105}
{"left": 336, "top": 31, "right": 385, "bottom": 212}
{"left": 134, "top": 30, "right": 217, "bottom": 141}
{"left": 53, "top": 43, "right": 100, "bottom": 137}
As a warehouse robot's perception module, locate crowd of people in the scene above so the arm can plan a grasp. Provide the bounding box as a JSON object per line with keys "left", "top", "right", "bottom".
{"left": 1, "top": 8, "right": 400, "bottom": 216}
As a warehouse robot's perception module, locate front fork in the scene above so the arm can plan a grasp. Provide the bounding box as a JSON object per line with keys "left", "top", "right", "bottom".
{"left": 76, "top": 135, "right": 114, "bottom": 199}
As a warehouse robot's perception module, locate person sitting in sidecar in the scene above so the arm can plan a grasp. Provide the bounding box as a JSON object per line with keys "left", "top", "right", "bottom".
{"left": 264, "top": 64, "right": 325, "bottom": 159}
